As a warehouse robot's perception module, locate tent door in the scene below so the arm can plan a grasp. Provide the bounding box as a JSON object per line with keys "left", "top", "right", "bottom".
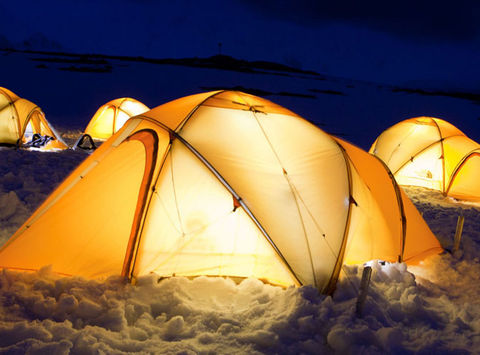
{"left": 121, "top": 129, "right": 159, "bottom": 280}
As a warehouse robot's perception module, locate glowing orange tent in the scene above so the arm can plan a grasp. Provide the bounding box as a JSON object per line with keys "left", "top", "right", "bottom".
{"left": 0, "top": 91, "right": 441, "bottom": 293}
{"left": 370, "top": 116, "right": 480, "bottom": 201}
{"left": 0, "top": 87, "right": 67, "bottom": 150}
{"left": 83, "top": 97, "right": 149, "bottom": 140}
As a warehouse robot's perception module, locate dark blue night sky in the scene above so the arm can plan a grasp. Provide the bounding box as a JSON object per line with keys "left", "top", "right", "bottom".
{"left": 1, "top": 0, "right": 480, "bottom": 90}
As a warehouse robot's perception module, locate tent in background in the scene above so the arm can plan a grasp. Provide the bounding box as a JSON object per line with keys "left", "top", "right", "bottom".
{"left": 81, "top": 97, "right": 149, "bottom": 141}
{"left": 370, "top": 116, "right": 480, "bottom": 201}
{"left": 0, "top": 91, "right": 441, "bottom": 293}
{"left": 0, "top": 87, "right": 67, "bottom": 150}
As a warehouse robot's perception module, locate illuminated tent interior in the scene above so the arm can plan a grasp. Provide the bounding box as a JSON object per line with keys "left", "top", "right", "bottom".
{"left": 0, "top": 87, "right": 67, "bottom": 150}
{"left": 370, "top": 116, "right": 480, "bottom": 201}
{"left": 0, "top": 91, "right": 441, "bottom": 293}
{"left": 82, "top": 97, "right": 149, "bottom": 141}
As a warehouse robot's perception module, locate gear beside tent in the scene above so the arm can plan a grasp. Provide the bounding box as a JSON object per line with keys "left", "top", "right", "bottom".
{"left": 0, "top": 87, "right": 67, "bottom": 150}
{"left": 370, "top": 116, "right": 480, "bottom": 201}
{"left": 0, "top": 91, "right": 441, "bottom": 293}
{"left": 76, "top": 97, "right": 149, "bottom": 149}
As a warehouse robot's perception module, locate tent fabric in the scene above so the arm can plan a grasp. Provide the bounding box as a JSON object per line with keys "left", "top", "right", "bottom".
{"left": 0, "top": 87, "right": 67, "bottom": 150}
{"left": 337, "top": 138, "right": 442, "bottom": 264}
{"left": 0, "top": 91, "right": 441, "bottom": 293}
{"left": 370, "top": 116, "right": 480, "bottom": 200}
{"left": 83, "top": 97, "right": 149, "bottom": 140}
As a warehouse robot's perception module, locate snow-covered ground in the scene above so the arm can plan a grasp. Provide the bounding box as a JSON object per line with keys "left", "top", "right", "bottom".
{"left": 1, "top": 139, "right": 480, "bottom": 353}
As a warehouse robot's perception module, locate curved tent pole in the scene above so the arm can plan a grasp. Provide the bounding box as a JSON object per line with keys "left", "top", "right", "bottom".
{"left": 372, "top": 155, "right": 407, "bottom": 262}
{"left": 18, "top": 106, "right": 42, "bottom": 147}
{"left": 136, "top": 112, "right": 303, "bottom": 287}
{"left": 391, "top": 134, "right": 465, "bottom": 177}
{"left": 111, "top": 106, "right": 117, "bottom": 137}
{"left": 125, "top": 133, "right": 174, "bottom": 282}
{"left": 324, "top": 141, "right": 355, "bottom": 295}
{"left": 174, "top": 90, "right": 225, "bottom": 132}
{"left": 128, "top": 91, "right": 303, "bottom": 287}
{"left": 0, "top": 88, "right": 16, "bottom": 102}
{"left": 429, "top": 118, "right": 447, "bottom": 193}
{"left": 0, "top": 88, "right": 21, "bottom": 140}
{"left": 173, "top": 133, "right": 303, "bottom": 287}
{"left": 445, "top": 150, "right": 480, "bottom": 196}
{"left": 250, "top": 109, "right": 318, "bottom": 287}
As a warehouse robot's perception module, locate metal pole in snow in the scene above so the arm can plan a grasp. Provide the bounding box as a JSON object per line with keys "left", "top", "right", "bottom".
{"left": 453, "top": 215, "right": 465, "bottom": 253}
{"left": 355, "top": 266, "right": 372, "bottom": 317}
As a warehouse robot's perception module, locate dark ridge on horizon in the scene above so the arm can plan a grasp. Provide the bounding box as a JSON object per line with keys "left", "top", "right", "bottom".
{"left": 58, "top": 65, "right": 112, "bottom": 73}
{"left": 30, "top": 57, "right": 109, "bottom": 65}
{"left": 0, "top": 47, "right": 321, "bottom": 78}
{"left": 392, "top": 87, "right": 480, "bottom": 104}
{"left": 309, "top": 88, "right": 346, "bottom": 96}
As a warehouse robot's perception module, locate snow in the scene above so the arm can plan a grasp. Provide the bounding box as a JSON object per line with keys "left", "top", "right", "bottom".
{"left": 1, "top": 142, "right": 480, "bottom": 353}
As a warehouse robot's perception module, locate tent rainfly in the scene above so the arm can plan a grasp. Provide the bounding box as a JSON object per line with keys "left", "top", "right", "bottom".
{"left": 370, "top": 116, "right": 480, "bottom": 201}
{"left": 0, "top": 91, "right": 442, "bottom": 293}
{"left": 0, "top": 87, "right": 67, "bottom": 150}
{"left": 82, "top": 97, "right": 149, "bottom": 141}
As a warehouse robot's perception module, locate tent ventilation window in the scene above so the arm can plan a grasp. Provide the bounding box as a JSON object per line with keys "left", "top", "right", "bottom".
{"left": 75, "top": 134, "right": 97, "bottom": 150}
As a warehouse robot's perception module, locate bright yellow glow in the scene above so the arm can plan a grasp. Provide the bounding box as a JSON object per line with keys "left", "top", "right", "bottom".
{"left": 84, "top": 98, "right": 150, "bottom": 140}
{"left": 371, "top": 116, "right": 480, "bottom": 200}
{"left": 0, "top": 92, "right": 443, "bottom": 292}
{"left": 0, "top": 140, "right": 148, "bottom": 278}
{"left": 0, "top": 88, "right": 67, "bottom": 149}
{"left": 448, "top": 154, "right": 480, "bottom": 200}
{"left": 180, "top": 105, "right": 350, "bottom": 288}
{"left": 135, "top": 141, "right": 298, "bottom": 287}
{"left": 395, "top": 143, "right": 443, "bottom": 190}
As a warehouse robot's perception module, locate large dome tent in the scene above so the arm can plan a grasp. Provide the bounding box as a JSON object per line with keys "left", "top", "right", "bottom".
{"left": 0, "top": 87, "right": 67, "bottom": 150}
{"left": 370, "top": 116, "right": 480, "bottom": 201}
{"left": 0, "top": 91, "right": 441, "bottom": 293}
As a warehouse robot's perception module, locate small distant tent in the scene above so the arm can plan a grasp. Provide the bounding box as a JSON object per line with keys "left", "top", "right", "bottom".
{"left": 82, "top": 97, "right": 149, "bottom": 141}
{"left": 370, "top": 116, "right": 480, "bottom": 201}
{"left": 0, "top": 87, "right": 67, "bottom": 150}
{"left": 0, "top": 91, "right": 441, "bottom": 293}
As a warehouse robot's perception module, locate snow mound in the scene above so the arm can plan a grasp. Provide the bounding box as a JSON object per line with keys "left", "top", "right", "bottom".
{"left": 0, "top": 258, "right": 477, "bottom": 353}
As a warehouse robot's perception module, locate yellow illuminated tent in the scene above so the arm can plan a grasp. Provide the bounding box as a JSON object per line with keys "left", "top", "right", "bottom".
{"left": 0, "top": 87, "right": 67, "bottom": 150}
{"left": 83, "top": 97, "right": 149, "bottom": 140}
{"left": 0, "top": 91, "right": 441, "bottom": 293}
{"left": 370, "top": 116, "right": 480, "bottom": 201}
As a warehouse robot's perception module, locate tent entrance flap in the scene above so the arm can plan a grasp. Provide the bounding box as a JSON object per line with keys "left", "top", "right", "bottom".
{"left": 121, "top": 129, "right": 159, "bottom": 280}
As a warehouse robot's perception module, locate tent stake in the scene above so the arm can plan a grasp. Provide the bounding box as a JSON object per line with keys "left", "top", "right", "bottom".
{"left": 355, "top": 266, "right": 372, "bottom": 317}
{"left": 453, "top": 215, "right": 465, "bottom": 253}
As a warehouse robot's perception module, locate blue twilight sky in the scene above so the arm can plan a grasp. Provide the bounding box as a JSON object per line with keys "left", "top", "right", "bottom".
{"left": 1, "top": 0, "right": 480, "bottom": 90}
